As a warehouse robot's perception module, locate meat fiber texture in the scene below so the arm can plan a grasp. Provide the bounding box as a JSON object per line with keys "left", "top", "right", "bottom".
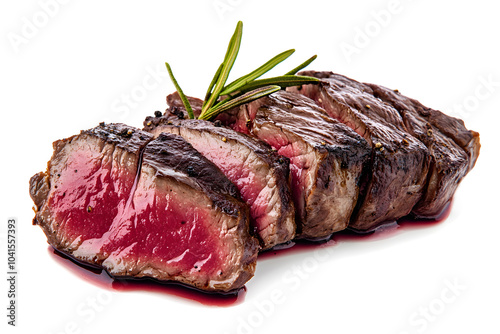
{"left": 144, "top": 114, "right": 296, "bottom": 250}
{"left": 289, "top": 72, "right": 430, "bottom": 231}
{"left": 217, "top": 91, "right": 371, "bottom": 239}
{"left": 29, "top": 123, "right": 259, "bottom": 292}
{"left": 364, "top": 81, "right": 480, "bottom": 217}
{"left": 293, "top": 71, "right": 480, "bottom": 220}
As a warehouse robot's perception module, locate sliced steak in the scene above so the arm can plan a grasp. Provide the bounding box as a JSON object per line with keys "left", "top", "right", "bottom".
{"left": 29, "top": 123, "right": 259, "bottom": 292}
{"left": 289, "top": 71, "right": 430, "bottom": 231}
{"left": 217, "top": 91, "right": 371, "bottom": 239}
{"left": 364, "top": 82, "right": 480, "bottom": 217}
{"left": 143, "top": 116, "right": 296, "bottom": 250}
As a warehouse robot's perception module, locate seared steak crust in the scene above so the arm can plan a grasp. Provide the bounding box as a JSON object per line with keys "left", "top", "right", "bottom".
{"left": 291, "top": 72, "right": 430, "bottom": 230}
{"left": 364, "top": 82, "right": 480, "bottom": 217}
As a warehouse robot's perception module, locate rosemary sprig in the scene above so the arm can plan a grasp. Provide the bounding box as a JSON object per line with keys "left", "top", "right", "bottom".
{"left": 285, "top": 55, "right": 318, "bottom": 75}
{"left": 166, "top": 21, "right": 318, "bottom": 122}
{"left": 203, "top": 63, "right": 223, "bottom": 109}
{"left": 220, "top": 49, "right": 295, "bottom": 96}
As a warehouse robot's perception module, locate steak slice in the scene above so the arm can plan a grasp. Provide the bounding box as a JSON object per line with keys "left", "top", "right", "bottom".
{"left": 29, "top": 123, "right": 259, "bottom": 292}
{"left": 143, "top": 116, "right": 296, "bottom": 250}
{"left": 365, "top": 82, "right": 480, "bottom": 217}
{"left": 290, "top": 72, "right": 430, "bottom": 231}
{"left": 217, "top": 91, "right": 371, "bottom": 239}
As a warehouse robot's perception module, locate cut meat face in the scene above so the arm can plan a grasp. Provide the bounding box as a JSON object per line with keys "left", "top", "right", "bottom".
{"left": 29, "top": 123, "right": 259, "bottom": 292}
{"left": 290, "top": 72, "right": 431, "bottom": 230}
{"left": 144, "top": 116, "right": 296, "bottom": 250}
{"left": 217, "top": 91, "right": 371, "bottom": 239}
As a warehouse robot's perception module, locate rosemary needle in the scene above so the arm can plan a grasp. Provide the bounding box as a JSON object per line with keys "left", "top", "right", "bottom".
{"left": 165, "top": 62, "right": 194, "bottom": 119}
{"left": 220, "top": 49, "right": 296, "bottom": 96}
{"left": 201, "top": 21, "right": 243, "bottom": 116}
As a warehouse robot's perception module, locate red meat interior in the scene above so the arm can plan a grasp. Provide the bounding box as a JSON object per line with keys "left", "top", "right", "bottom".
{"left": 180, "top": 132, "right": 270, "bottom": 234}
{"left": 226, "top": 118, "right": 310, "bottom": 222}
{"left": 49, "top": 142, "right": 226, "bottom": 279}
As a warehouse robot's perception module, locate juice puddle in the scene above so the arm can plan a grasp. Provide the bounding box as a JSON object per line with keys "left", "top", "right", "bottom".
{"left": 259, "top": 201, "right": 452, "bottom": 260}
{"left": 49, "top": 202, "right": 452, "bottom": 303}
{"left": 49, "top": 248, "right": 245, "bottom": 307}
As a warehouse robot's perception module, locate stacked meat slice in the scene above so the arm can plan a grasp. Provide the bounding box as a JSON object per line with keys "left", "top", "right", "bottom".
{"left": 288, "top": 73, "right": 431, "bottom": 230}
{"left": 30, "top": 123, "right": 258, "bottom": 292}
{"left": 365, "top": 81, "right": 480, "bottom": 217}
{"left": 30, "top": 71, "right": 480, "bottom": 293}
{"left": 290, "top": 71, "right": 480, "bottom": 220}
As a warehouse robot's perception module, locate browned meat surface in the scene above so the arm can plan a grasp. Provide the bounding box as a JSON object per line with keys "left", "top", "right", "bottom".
{"left": 365, "top": 82, "right": 480, "bottom": 217}
{"left": 290, "top": 72, "right": 430, "bottom": 230}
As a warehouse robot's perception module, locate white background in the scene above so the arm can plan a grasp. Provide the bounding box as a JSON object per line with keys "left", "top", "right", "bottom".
{"left": 1, "top": 1, "right": 499, "bottom": 333}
